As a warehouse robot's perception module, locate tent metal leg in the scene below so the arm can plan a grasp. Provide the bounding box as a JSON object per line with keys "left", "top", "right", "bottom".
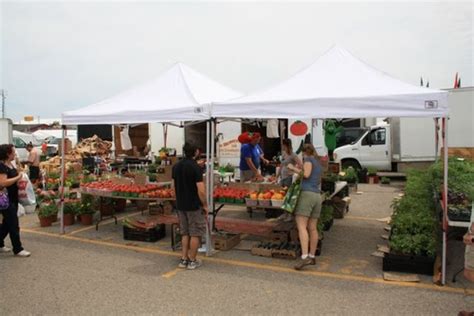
{"left": 59, "top": 126, "right": 66, "bottom": 234}
{"left": 205, "top": 120, "right": 212, "bottom": 256}
{"left": 209, "top": 119, "right": 216, "bottom": 241}
{"left": 442, "top": 117, "right": 448, "bottom": 285}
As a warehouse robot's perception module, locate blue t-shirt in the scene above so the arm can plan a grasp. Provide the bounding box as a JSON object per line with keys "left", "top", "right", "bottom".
{"left": 301, "top": 156, "right": 322, "bottom": 193}
{"left": 239, "top": 144, "right": 262, "bottom": 171}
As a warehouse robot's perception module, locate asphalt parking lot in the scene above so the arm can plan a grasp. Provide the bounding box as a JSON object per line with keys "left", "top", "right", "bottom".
{"left": 1, "top": 183, "right": 473, "bottom": 315}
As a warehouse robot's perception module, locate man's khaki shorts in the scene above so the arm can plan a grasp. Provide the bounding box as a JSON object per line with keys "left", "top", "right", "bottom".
{"left": 177, "top": 209, "right": 206, "bottom": 237}
{"left": 294, "top": 191, "right": 322, "bottom": 219}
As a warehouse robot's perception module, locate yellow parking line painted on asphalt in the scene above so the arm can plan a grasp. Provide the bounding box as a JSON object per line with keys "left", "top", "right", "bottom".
{"left": 162, "top": 268, "right": 182, "bottom": 279}
{"left": 22, "top": 228, "right": 474, "bottom": 296}
{"left": 345, "top": 215, "right": 384, "bottom": 222}
{"left": 68, "top": 211, "right": 143, "bottom": 235}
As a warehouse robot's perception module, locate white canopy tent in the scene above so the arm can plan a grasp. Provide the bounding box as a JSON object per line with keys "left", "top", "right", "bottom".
{"left": 60, "top": 63, "right": 242, "bottom": 256}
{"left": 211, "top": 46, "right": 450, "bottom": 285}
{"left": 62, "top": 62, "right": 241, "bottom": 124}
{"left": 212, "top": 46, "right": 448, "bottom": 118}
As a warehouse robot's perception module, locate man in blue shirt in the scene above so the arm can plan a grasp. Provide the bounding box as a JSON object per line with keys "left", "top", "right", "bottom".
{"left": 239, "top": 132, "right": 269, "bottom": 182}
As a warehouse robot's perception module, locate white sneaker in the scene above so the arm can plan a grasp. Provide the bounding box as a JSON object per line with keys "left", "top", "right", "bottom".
{"left": 15, "top": 250, "right": 31, "bottom": 257}
{"left": 0, "top": 246, "right": 12, "bottom": 253}
{"left": 187, "top": 259, "right": 202, "bottom": 270}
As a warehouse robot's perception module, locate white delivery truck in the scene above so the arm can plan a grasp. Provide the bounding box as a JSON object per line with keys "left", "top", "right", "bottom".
{"left": 334, "top": 87, "right": 474, "bottom": 171}
{"left": 0, "top": 118, "right": 13, "bottom": 144}
{"left": 148, "top": 87, "right": 473, "bottom": 172}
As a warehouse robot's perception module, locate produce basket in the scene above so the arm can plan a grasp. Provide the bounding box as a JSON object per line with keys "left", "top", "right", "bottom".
{"left": 258, "top": 199, "right": 271, "bottom": 207}
{"left": 123, "top": 224, "right": 166, "bottom": 242}
{"left": 245, "top": 198, "right": 258, "bottom": 207}
{"left": 271, "top": 199, "right": 284, "bottom": 207}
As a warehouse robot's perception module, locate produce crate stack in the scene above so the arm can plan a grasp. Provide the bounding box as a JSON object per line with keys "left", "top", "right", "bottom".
{"left": 122, "top": 217, "right": 166, "bottom": 242}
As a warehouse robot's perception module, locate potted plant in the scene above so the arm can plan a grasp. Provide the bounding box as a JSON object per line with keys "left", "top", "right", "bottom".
{"left": 384, "top": 170, "right": 438, "bottom": 275}
{"left": 78, "top": 204, "right": 95, "bottom": 226}
{"left": 341, "top": 167, "right": 358, "bottom": 192}
{"left": 37, "top": 203, "right": 58, "bottom": 227}
{"left": 321, "top": 173, "right": 338, "bottom": 194}
{"left": 79, "top": 194, "right": 96, "bottom": 225}
{"left": 320, "top": 203, "right": 334, "bottom": 231}
{"left": 381, "top": 176, "right": 391, "bottom": 185}
{"left": 367, "top": 167, "right": 379, "bottom": 184}
{"left": 63, "top": 200, "right": 80, "bottom": 226}
{"left": 357, "top": 168, "right": 368, "bottom": 184}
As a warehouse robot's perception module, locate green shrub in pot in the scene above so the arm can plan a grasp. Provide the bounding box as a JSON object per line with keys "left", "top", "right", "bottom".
{"left": 341, "top": 167, "right": 358, "bottom": 184}
{"left": 37, "top": 203, "right": 58, "bottom": 218}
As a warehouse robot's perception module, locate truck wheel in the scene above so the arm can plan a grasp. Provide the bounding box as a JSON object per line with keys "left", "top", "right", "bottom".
{"left": 342, "top": 159, "right": 361, "bottom": 170}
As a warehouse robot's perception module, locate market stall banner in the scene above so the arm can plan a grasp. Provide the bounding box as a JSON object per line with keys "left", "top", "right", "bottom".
{"left": 219, "top": 139, "right": 241, "bottom": 158}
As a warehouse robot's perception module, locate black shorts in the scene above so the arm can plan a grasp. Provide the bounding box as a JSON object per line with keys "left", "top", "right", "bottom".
{"left": 29, "top": 166, "right": 40, "bottom": 181}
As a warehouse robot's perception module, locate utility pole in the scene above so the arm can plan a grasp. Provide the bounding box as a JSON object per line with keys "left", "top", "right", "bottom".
{"left": 1, "top": 89, "right": 5, "bottom": 119}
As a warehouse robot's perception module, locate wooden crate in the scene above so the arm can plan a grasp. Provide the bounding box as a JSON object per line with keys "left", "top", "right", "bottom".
{"left": 213, "top": 233, "right": 241, "bottom": 251}
{"left": 251, "top": 245, "right": 273, "bottom": 257}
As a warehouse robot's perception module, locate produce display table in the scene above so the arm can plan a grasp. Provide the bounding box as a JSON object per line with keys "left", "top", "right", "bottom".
{"left": 447, "top": 220, "right": 470, "bottom": 228}
{"left": 79, "top": 188, "right": 175, "bottom": 230}
{"left": 438, "top": 199, "right": 473, "bottom": 228}
{"left": 80, "top": 188, "right": 175, "bottom": 202}
{"left": 150, "top": 213, "right": 294, "bottom": 250}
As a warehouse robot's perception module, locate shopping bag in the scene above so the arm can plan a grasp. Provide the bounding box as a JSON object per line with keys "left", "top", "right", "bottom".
{"left": 17, "top": 204, "right": 25, "bottom": 217}
{"left": 0, "top": 188, "right": 9, "bottom": 210}
{"left": 281, "top": 177, "right": 302, "bottom": 213}
{"left": 18, "top": 173, "right": 36, "bottom": 206}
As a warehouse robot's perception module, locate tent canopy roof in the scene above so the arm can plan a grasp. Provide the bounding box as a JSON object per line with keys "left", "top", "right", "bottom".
{"left": 62, "top": 63, "right": 241, "bottom": 125}
{"left": 212, "top": 46, "right": 448, "bottom": 119}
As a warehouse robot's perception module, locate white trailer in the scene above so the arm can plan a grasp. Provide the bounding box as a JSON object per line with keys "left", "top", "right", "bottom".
{"left": 0, "top": 118, "right": 13, "bottom": 144}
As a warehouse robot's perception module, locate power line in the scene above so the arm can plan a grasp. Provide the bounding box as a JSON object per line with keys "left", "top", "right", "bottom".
{"left": 1, "top": 89, "right": 6, "bottom": 119}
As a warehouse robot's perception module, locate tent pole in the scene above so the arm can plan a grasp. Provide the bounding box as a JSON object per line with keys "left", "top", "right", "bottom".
{"left": 434, "top": 118, "right": 439, "bottom": 161}
{"left": 209, "top": 119, "right": 216, "bottom": 252}
{"left": 111, "top": 125, "right": 116, "bottom": 159}
{"left": 205, "top": 120, "right": 211, "bottom": 256}
{"left": 442, "top": 117, "right": 448, "bottom": 285}
{"left": 59, "top": 125, "right": 66, "bottom": 234}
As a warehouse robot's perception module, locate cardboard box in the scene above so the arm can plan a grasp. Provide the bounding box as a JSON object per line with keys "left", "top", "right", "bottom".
{"left": 134, "top": 174, "right": 148, "bottom": 186}
{"left": 58, "top": 138, "right": 73, "bottom": 155}
{"left": 155, "top": 165, "right": 173, "bottom": 182}
{"left": 213, "top": 233, "right": 241, "bottom": 251}
{"left": 111, "top": 177, "right": 134, "bottom": 185}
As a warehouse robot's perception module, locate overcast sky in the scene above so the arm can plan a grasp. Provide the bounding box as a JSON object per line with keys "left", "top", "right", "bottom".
{"left": 1, "top": 1, "right": 472, "bottom": 121}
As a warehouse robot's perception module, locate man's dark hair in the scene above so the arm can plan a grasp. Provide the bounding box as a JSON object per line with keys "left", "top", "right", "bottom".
{"left": 183, "top": 142, "right": 198, "bottom": 159}
{"left": 0, "top": 144, "right": 15, "bottom": 161}
{"left": 26, "top": 142, "right": 33, "bottom": 149}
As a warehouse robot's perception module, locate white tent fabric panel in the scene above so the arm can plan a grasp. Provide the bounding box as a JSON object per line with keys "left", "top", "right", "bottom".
{"left": 212, "top": 46, "right": 448, "bottom": 118}
{"left": 62, "top": 63, "right": 241, "bottom": 125}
